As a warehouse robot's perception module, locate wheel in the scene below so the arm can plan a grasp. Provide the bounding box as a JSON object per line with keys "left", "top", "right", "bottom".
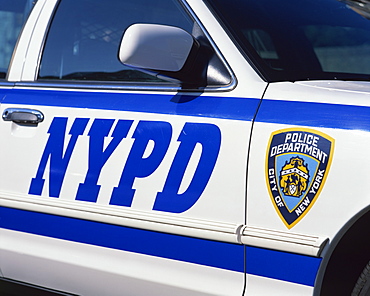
{"left": 352, "top": 261, "right": 370, "bottom": 296}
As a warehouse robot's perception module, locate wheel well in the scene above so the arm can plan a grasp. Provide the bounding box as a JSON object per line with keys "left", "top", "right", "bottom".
{"left": 315, "top": 208, "right": 370, "bottom": 296}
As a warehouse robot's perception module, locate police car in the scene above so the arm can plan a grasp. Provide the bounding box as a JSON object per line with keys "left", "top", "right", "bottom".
{"left": 0, "top": 0, "right": 370, "bottom": 295}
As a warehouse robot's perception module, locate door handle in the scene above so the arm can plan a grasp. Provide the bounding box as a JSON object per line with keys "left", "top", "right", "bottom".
{"left": 2, "top": 108, "right": 44, "bottom": 124}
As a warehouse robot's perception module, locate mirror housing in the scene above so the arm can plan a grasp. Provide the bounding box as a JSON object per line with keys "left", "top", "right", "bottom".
{"left": 119, "top": 24, "right": 204, "bottom": 86}
{"left": 120, "top": 24, "right": 197, "bottom": 72}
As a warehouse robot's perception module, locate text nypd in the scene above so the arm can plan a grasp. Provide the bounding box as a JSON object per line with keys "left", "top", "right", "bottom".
{"left": 29, "top": 117, "right": 221, "bottom": 214}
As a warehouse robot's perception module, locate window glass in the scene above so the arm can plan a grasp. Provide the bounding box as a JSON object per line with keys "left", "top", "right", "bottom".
{"left": 38, "top": 0, "right": 194, "bottom": 83}
{"left": 303, "top": 25, "right": 370, "bottom": 74}
{"left": 204, "top": 0, "right": 370, "bottom": 82}
{"left": 244, "top": 29, "right": 281, "bottom": 71}
{"left": 0, "top": 0, "right": 36, "bottom": 79}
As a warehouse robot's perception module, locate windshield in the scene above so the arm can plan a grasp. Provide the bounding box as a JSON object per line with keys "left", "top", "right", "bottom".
{"left": 204, "top": 0, "right": 370, "bottom": 82}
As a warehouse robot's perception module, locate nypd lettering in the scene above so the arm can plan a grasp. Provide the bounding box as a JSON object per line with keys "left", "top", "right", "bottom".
{"left": 266, "top": 128, "right": 334, "bottom": 228}
{"left": 29, "top": 117, "right": 221, "bottom": 214}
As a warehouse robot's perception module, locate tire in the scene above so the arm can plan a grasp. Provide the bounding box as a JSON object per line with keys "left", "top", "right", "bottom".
{"left": 352, "top": 261, "right": 370, "bottom": 296}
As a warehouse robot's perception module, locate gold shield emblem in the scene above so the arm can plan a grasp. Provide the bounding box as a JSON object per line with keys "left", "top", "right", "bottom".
{"left": 280, "top": 157, "right": 309, "bottom": 198}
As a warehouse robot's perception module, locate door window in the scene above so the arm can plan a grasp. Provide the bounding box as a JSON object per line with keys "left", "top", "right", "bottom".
{"left": 0, "top": 0, "right": 36, "bottom": 79}
{"left": 38, "top": 0, "right": 195, "bottom": 83}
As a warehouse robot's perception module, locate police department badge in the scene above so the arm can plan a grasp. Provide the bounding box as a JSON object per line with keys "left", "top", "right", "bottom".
{"left": 266, "top": 128, "right": 334, "bottom": 228}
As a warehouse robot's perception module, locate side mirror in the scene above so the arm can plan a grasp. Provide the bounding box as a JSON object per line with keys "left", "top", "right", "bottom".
{"left": 119, "top": 23, "right": 202, "bottom": 85}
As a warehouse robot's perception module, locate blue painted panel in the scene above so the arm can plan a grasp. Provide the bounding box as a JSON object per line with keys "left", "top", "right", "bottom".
{"left": 0, "top": 206, "right": 244, "bottom": 272}
{"left": 257, "top": 99, "right": 370, "bottom": 131}
{"left": 246, "top": 246, "right": 321, "bottom": 286}
{"left": 4, "top": 88, "right": 370, "bottom": 130}
{"left": 2, "top": 89, "right": 260, "bottom": 121}
{"left": 0, "top": 207, "right": 321, "bottom": 286}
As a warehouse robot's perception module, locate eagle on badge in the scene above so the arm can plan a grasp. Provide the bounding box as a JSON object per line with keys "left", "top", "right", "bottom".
{"left": 279, "top": 157, "right": 309, "bottom": 198}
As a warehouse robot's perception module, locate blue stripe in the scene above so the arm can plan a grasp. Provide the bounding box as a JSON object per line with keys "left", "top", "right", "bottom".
{"left": 0, "top": 206, "right": 320, "bottom": 286}
{"left": 1, "top": 89, "right": 260, "bottom": 121}
{"left": 4, "top": 89, "right": 370, "bottom": 130}
{"left": 257, "top": 99, "right": 370, "bottom": 131}
{"left": 246, "top": 246, "right": 321, "bottom": 286}
{"left": 0, "top": 206, "right": 244, "bottom": 272}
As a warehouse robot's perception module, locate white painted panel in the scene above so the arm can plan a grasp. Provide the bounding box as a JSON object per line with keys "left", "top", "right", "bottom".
{"left": 0, "top": 229, "right": 244, "bottom": 296}
{"left": 245, "top": 274, "right": 313, "bottom": 296}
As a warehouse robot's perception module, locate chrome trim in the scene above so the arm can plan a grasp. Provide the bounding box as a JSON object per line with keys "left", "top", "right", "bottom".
{"left": 0, "top": 82, "right": 15, "bottom": 87}
{"left": 2, "top": 108, "right": 44, "bottom": 124}
{"left": 15, "top": 80, "right": 236, "bottom": 92}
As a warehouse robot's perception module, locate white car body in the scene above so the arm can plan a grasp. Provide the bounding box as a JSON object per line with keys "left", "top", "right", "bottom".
{"left": 0, "top": 0, "right": 369, "bottom": 295}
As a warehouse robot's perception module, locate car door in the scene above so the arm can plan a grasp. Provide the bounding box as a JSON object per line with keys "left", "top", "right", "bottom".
{"left": 0, "top": 0, "right": 267, "bottom": 295}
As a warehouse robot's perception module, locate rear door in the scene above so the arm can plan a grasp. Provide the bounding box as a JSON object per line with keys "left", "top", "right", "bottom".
{"left": 0, "top": 0, "right": 267, "bottom": 294}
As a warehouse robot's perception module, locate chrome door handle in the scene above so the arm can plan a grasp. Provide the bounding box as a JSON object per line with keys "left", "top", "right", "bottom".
{"left": 2, "top": 108, "right": 44, "bottom": 124}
